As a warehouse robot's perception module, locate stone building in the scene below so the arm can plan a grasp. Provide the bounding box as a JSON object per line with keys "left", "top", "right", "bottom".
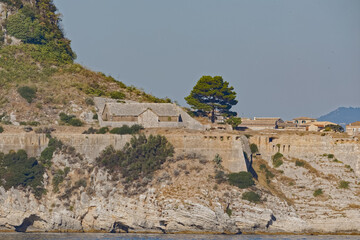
{"left": 239, "top": 117, "right": 284, "bottom": 130}
{"left": 307, "top": 121, "right": 338, "bottom": 132}
{"left": 346, "top": 121, "right": 360, "bottom": 136}
{"left": 95, "top": 98, "right": 204, "bottom": 130}
{"left": 293, "top": 117, "right": 317, "bottom": 125}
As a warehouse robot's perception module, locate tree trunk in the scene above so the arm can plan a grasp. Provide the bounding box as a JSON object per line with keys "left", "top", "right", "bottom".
{"left": 211, "top": 108, "right": 215, "bottom": 123}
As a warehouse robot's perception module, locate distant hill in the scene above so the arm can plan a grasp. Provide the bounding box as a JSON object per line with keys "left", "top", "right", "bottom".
{"left": 318, "top": 107, "right": 360, "bottom": 126}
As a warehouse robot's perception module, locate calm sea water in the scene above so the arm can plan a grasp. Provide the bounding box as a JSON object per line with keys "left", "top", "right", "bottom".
{"left": 0, "top": 233, "right": 358, "bottom": 240}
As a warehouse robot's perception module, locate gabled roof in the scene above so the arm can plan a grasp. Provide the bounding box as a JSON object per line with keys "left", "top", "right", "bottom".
{"left": 293, "top": 117, "right": 317, "bottom": 120}
{"left": 104, "top": 103, "right": 180, "bottom": 117}
{"left": 348, "top": 121, "right": 360, "bottom": 126}
{"left": 307, "top": 121, "right": 337, "bottom": 127}
{"left": 240, "top": 118, "right": 283, "bottom": 126}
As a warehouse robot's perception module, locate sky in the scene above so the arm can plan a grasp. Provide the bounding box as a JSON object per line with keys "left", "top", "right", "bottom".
{"left": 54, "top": 0, "right": 360, "bottom": 120}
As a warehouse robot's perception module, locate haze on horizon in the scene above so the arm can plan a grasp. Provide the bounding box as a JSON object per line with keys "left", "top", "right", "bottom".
{"left": 54, "top": 0, "right": 360, "bottom": 120}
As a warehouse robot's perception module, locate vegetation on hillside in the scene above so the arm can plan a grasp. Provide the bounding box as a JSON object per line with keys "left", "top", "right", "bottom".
{"left": 96, "top": 134, "right": 174, "bottom": 183}
{"left": 0, "top": 149, "right": 45, "bottom": 198}
{"left": 0, "top": 0, "right": 172, "bottom": 123}
{"left": 1, "top": 0, "right": 76, "bottom": 61}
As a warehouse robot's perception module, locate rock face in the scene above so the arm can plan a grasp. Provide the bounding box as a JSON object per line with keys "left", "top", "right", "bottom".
{"left": 0, "top": 131, "right": 359, "bottom": 234}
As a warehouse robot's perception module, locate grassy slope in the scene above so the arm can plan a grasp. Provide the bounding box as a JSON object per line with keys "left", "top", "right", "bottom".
{"left": 0, "top": 44, "right": 171, "bottom": 124}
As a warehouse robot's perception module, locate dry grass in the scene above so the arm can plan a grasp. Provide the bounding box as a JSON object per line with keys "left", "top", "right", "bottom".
{"left": 252, "top": 158, "right": 294, "bottom": 205}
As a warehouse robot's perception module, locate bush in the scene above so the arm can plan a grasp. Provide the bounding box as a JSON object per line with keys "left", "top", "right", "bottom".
{"left": 313, "top": 188, "right": 323, "bottom": 197}
{"left": 213, "top": 154, "right": 222, "bottom": 167}
{"left": 110, "top": 125, "right": 143, "bottom": 135}
{"left": 324, "top": 124, "right": 344, "bottom": 133}
{"left": 83, "top": 127, "right": 98, "bottom": 134}
{"left": 339, "top": 180, "right": 349, "bottom": 189}
{"left": 17, "top": 86, "right": 37, "bottom": 103}
{"left": 272, "top": 152, "right": 283, "bottom": 168}
{"left": 96, "top": 134, "right": 174, "bottom": 182}
{"left": 0, "top": 126, "right": 3, "bottom": 133}
{"left": 225, "top": 117, "right": 242, "bottom": 129}
{"left": 74, "top": 179, "right": 87, "bottom": 188}
{"left": 215, "top": 170, "right": 227, "bottom": 184}
{"left": 68, "top": 118, "right": 83, "bottom": 127}
{"left": 250, "top": 143, "right": 258, "bottom": 154}
{"left": 52, "top": 169, "right": 65, "bottom": 193}
{"left": 40, "top": 138, "right": 63, "bottom": 167}
{"left": 295, "top": 160, "right": 305, "bottom": 167}
{"left": 225, "top": 207, "right": 232, "bottom": 217}
{"left": 242, "top": 191, "right": 261, "bottom": 203}
{"left": 0, "top": 149, "right": 45, "bottom": 198}
{"left": 227, "top": 171, "right": 254, "bottom": 189}
{"left": 85, "top": 98, "right": 95, "bottom": 106}
{"left": 110, "top": 91, "right": 125, "bottom": 100}
{"left": 6, "top": 10, "right": 44, "bottom": 44}
{"left": 59, "top": 113, "right": 83, "bottom": 127}
{"left": 97, "top": 127, "right": 109, "bottom": 134}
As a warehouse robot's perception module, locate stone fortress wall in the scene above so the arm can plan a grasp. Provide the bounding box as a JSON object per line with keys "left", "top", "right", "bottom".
{"left": 1, "top": 131, "right": 359, "bottom": 176}
{"left": 0, "top": 133, "right": 250, "bottom": 173}
{"left": 250, "top": 133, "right": 360, "bottom": 177}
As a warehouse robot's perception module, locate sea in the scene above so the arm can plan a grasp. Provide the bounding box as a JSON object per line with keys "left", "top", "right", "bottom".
{"left": 0, "top": 233, "right": 358, "bottom": 240}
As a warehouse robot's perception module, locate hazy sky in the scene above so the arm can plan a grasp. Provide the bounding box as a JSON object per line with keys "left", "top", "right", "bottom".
{"left": 54, "top": 0, "right": 360, "bottom": 120}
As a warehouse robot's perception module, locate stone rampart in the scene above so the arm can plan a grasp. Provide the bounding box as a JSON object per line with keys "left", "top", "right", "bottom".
{"left": 250, "top": 133, "right": 360, "bottom": 176}
{"left": 0, "top": 133, "right": 249, "bottom": 173}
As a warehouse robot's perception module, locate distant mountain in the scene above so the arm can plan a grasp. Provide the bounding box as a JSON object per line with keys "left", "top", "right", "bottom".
{"left": 318, "top": 107, "right": 360, "bottom": 126}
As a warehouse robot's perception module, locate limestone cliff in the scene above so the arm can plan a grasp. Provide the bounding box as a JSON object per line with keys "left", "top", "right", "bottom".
{"left": 0, "top": 131, "right": 359, "bottom": 234}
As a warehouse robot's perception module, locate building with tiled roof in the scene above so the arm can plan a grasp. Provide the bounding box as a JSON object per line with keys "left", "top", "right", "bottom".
{"left": 346, "top": 121, "right": 360, "bottom": 136}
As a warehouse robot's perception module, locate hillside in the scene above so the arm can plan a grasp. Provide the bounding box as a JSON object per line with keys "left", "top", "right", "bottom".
{"left": 0, "top": 0, "right": 171, "bottom": 125}
{"left": 318, "top": 107, "right": 360, "bottom": 126}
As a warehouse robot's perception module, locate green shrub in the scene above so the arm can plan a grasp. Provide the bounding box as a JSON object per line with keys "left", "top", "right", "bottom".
{"left": 83, "top": 127, "right": 109, "bottom": 134}
{"left": 74, "top": 179, "right": 87, "bottom": 188}
{"left": 17, "top": 86, "right": 37, "bottom": 103}
{"left": 59, "top": 113, "right": 83, "bottom": 127}
{"left": 83, "top": 127, "right": 98, "bottom": 134}
{"left": 85, "top": 97, "right": 95, "bottom": 106}
{"left": 327, "top": 154, "right": 334, "bottom": 159}
{"left": 295, "top": 160, "right": 305, "bottom": 167}
{"left": 40, "top": 138, "right": 63, "bottom": 167}
{"left": 68, "top": 118, "right": 83, "bottom": 127}
{"left": 324, "top": 124, "right": 344, "bottom": 132}
{"left": 20, "top": 121, "right": 40, "bottom": 126}
{"left": 272, "top": 152, "right": 283, "bottom": 168}
{"left": 313, "top": 188, "right": 323, "bottom": 197}
{"left": 40, "top": 146, "right": 55, "bottom": 166}
{"left": 110, "top": 91, "right": 125, "bottom": 100}
{"left": 109, "top": 125, "right": 143, "bottom": 135}
{"left": 0, "top": 29, "right": 4, "bottom": 45}
{"left": 0, "top": 126, "right": 3, "bottom": 133}
{"left": 0, "top": 149, "right": 45, "bottom": 198}
{"left": 214, "top": 170, "right": 227, "bottom": 184}
{"left": 225, "top": 207, "right": 232, "bottom": 217}
{"left": 225, "top": 117, "right": 242, "bottom": 129}
{"left": 227, "top": 171, "right": 254, "bottom": 189}
{"left": 6, "top": 10, "right": 44, "bottom": 44}
{"left": 213, "top": 154, "right": 222, "bottom": 167}
{"left": 242, "top": 191, "right": 261, "bottom": 203}
{"left": 96, "top": 134, "right": 174, "bottom": 182}
{"left": 97, "top": 127, "right": 109, "bottom": 134}
{"left": 250, "top": 143, "right": 258, "bottom": 154}
{"left": 93, "top": 114, "right": 98, "bottom": 120}
{"left": 52, "top": 167, "right": 70, "bottom": 193}
{"left": 339, "top": 180, "right": 349, "bottom": 189}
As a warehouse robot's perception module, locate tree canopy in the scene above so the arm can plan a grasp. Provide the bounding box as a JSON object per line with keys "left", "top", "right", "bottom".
{"left": 185, "top": 76, "right": 238, "bottom": 123}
